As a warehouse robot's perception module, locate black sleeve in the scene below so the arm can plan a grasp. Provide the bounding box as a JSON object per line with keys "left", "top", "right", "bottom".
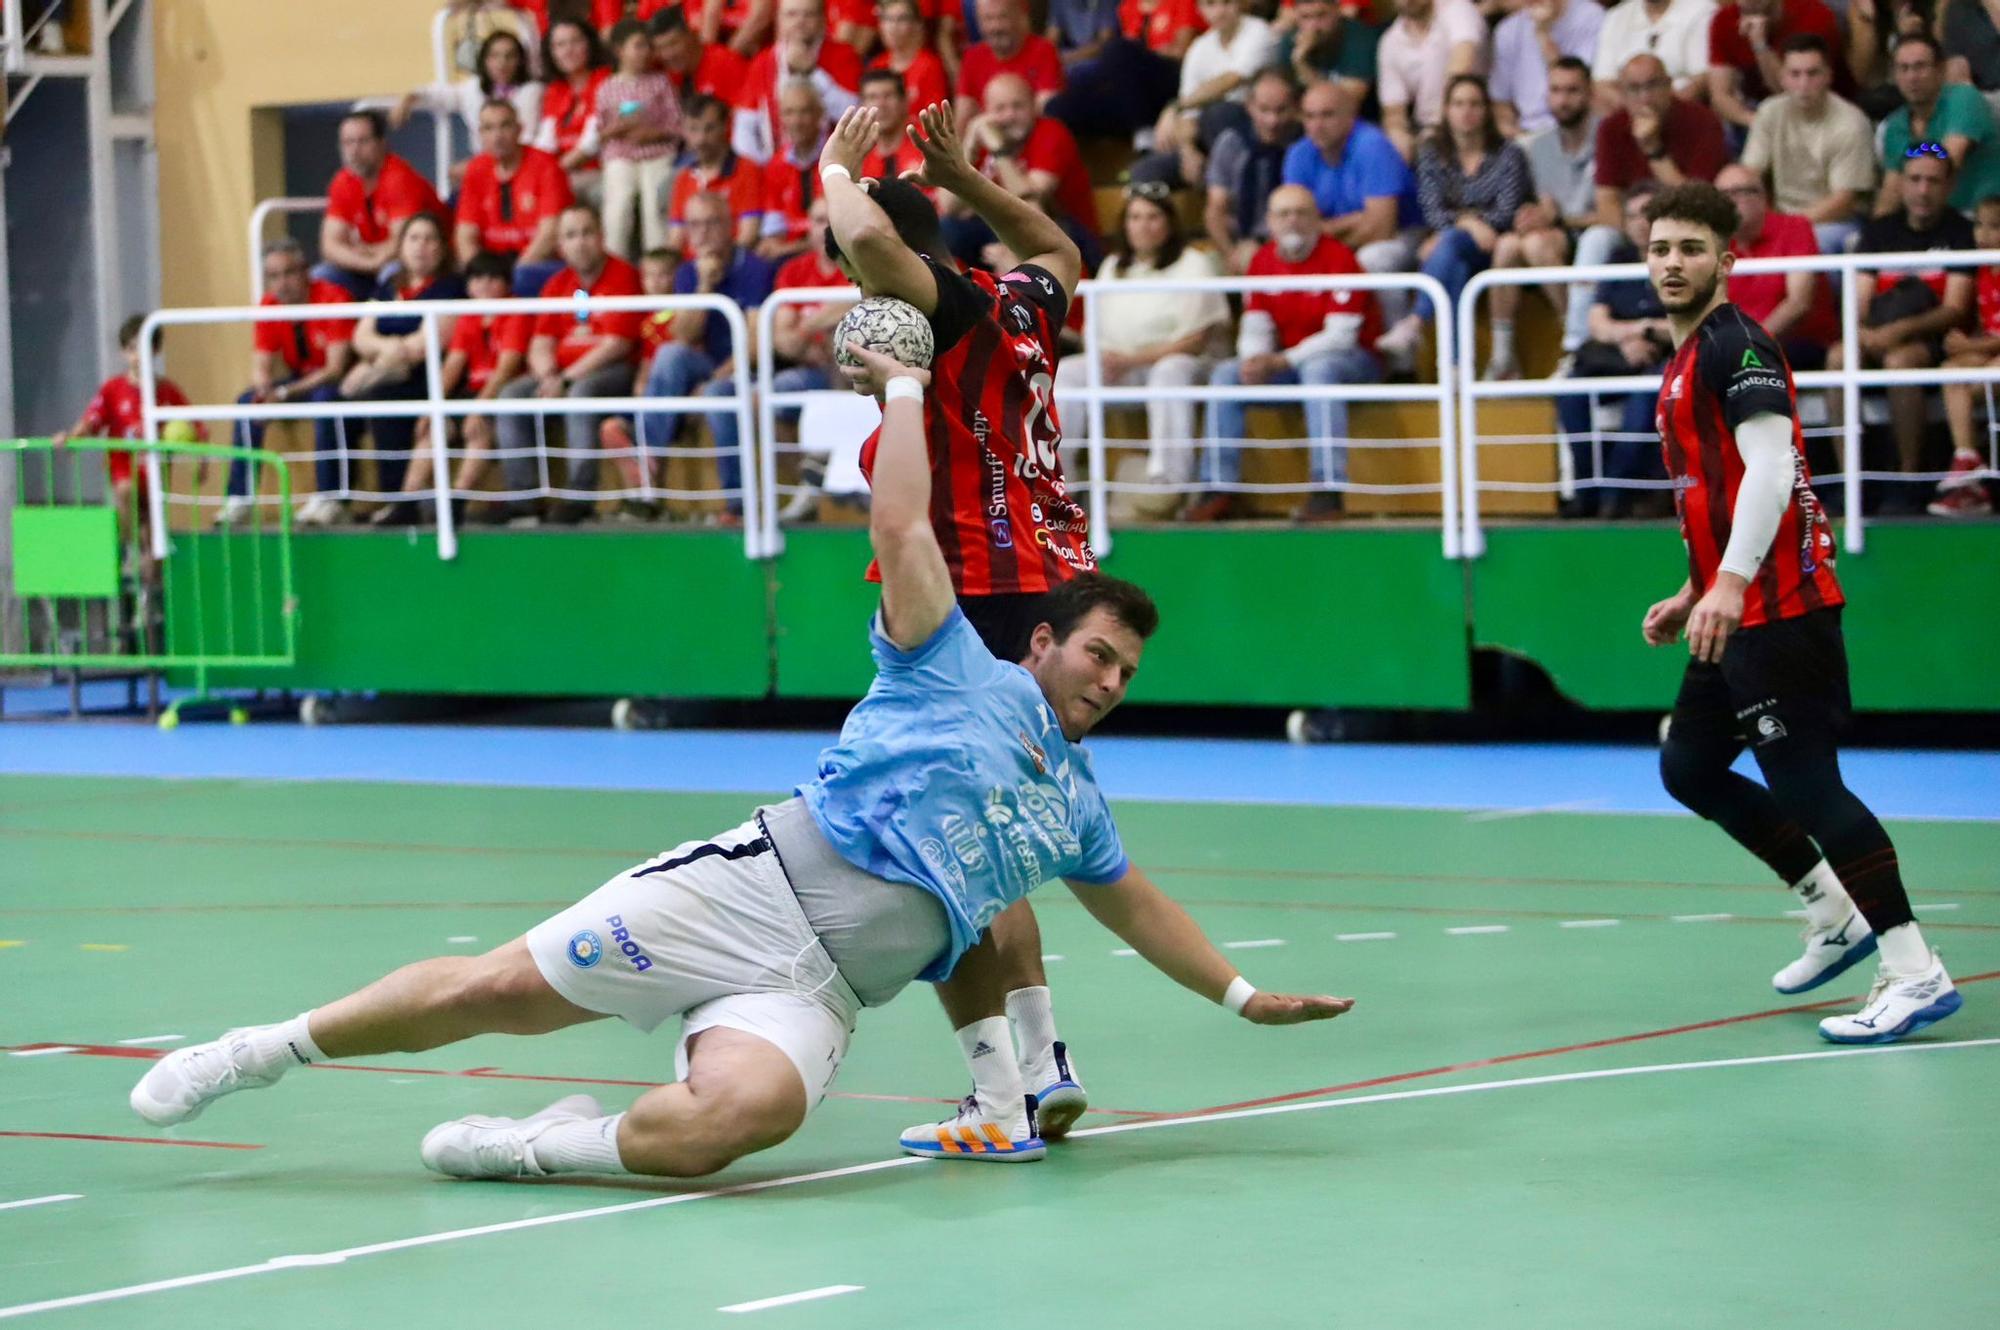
{"left": 925, "top": 257, "right": 988, "bottom": 358}
{"left": 994, "top": 263, "right": 1070, "bottom": 338}
{"left": 1702, "top": 307, "right": 1795, "bottom": 429}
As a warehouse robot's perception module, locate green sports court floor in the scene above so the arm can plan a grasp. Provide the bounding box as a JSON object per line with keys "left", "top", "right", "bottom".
{"left": 3, "top": 758, "right": 1997, "bottom": 1327}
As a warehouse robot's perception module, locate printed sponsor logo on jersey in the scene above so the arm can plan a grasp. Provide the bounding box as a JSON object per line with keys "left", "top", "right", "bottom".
{"left": 605, "top": 914, "right": 654, "bottom": 972}
{"left": 566, "top": 930, "right": 604, "bottom": 969}
{"left": 1727, "top": 372, "right": 1789, "bottom": 398}
{"left": 1740, "top": 347, "right": 1765, "bottom": 370}
{"left": 1017, "top": 729, "right": 1049, "bottom": 775}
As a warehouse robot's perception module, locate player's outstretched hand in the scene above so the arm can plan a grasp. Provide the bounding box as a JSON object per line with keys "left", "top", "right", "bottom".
{"left": 1642, "top": 591, "right": 1694, "bottom": 647}
{"left": 840, "top": 338, "right": 932, "bottom": 398}
{"left": 819, "top": 105, "right": 878, "bottom": 179}
{"left": 1685, "top": 578, "right": 1745, "bottom": 664}
{"left": 1241, "top": 993, "right": 1355, "bottom": 1025}
{"left": 901, "top": 103, "right": 973, "bottom": 192}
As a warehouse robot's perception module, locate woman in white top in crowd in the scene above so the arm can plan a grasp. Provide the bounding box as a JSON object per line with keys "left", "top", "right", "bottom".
{"left": 1054, "top": 180, "right": 1233, "bottom": 496}
{"left": 394, "top": 30, "right": 545, "bottom": 173}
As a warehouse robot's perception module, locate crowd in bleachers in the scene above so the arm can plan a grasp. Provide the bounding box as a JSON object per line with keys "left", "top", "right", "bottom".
{"left": 219, "top": 0, "right": 2000, "bottom": 526}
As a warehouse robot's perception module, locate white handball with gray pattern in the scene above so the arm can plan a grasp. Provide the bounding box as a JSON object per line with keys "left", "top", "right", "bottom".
{"left": 833, "top": 296, "right": 935, "bottom": 371}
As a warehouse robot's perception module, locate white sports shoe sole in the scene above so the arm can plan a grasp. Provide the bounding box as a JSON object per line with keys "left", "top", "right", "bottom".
{"left": 1772, "top": 911, "right": 1877, "bottom": 994}
{"left": 1818, "top": 957, "right": 1963, "bottom": 1045}
{"left": 899, "top": 1095, "right": 1044, "bottom": 1162}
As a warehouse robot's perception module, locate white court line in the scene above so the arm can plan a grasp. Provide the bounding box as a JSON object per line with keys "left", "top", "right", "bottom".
{"left": 0, "top": 1196, "right": 81, "bottom": 1214}
{"left": 1464, "top": 800, "right": 1604, "bottom": 823}
{"left": 1559, "top": 919, "right": 1620, "bottom": 930}
{"left": 1111, "top": 947, "right": 1138, "bottom": 957}
{"left": 1337, "top": 932, "right": 1396, "bottom": 942}
{"left": 1922, "top": 904, "right": 1960, "bottom": 911}
{"left": 1672, "top": 913, "right": 1735, "bottom": 923}
{"left": 719, "top": 1285, "right": 864, "bottom": 1314}
{"left": 7, "top": 1047, "right": 78, "bottom": 1058}
{"left": 1445, "top": 925, "right": 1509, "bottom": 936}
{"left": 1224, "top": 939, "right": 1286, "bottom": 950}
{"left": 446, "top": 936, "right": 479, "bottom": 943}
{"left": 1041, "top": 954, "right": 1065, "bottom": 963}
{"left": 116, "top": 1035, "right": 184, "bottom": 1047}
{"left": 4, "top": 1039, "right": 1993, "bottom": 1322}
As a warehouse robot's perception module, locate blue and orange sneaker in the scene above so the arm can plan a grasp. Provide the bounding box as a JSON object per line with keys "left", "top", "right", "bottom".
{"left": 1029, "top": 1040, "right": 1087, "bottom": 1141}
{"left": 899, "top": 1094, "right": 1045, "bottom": 1162}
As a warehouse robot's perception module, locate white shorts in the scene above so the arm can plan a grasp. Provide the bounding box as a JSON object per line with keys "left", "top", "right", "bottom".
{"left": 525, "top": 816, "right": 860, "bottom": 1110}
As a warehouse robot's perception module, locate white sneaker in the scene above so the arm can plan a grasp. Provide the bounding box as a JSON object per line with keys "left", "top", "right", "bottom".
{"left": 1772, "top": 909, "right": 1877, "bottom": 994}
{"left": 214, "top": 495, "right": 253, "bottom": 526}
{"left": 899, "top": 1093, "right": 1045, "bottom": 1162}
{"left": 420, "top": 1093, "right": 604, "bottom": 1179}
{"left": 1374, "top": 318, "right": 1422, "bottom": 371}
{"left": 295, "top": 496, "right": 340, "bottom": 526}
{"left": 1817, "top": 953, "right": 1962, "bottom": 1045}
{"left": 1481, "top": 352, "right": 1520, "bottom": 382}
{"left": 130, "top": 1027, "right": 294, "bottom": 1125}
{"left": 1025, "top": 1040, "right": 1087, "bottom": 1141}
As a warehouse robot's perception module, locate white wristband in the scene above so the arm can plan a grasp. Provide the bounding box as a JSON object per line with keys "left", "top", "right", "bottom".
{"left": 1222, "top": 976, "right": 1256, "bottom": 1016}
{"left": 883, "top": 376, "right": 924, "bottom": 403}
{"left": 819, "top": 163, "right": 852, "bottom": 186}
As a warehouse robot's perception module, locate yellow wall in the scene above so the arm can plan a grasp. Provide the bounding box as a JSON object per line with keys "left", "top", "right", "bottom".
{"left": 153, "top": 0, "right": 434, "bottom": 405}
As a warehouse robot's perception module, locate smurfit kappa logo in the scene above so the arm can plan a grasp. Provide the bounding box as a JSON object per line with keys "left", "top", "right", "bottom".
{"left": 566, "top": 930, "right": 604, "bottom": 968}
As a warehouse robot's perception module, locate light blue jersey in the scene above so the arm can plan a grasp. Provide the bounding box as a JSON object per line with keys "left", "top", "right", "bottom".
{"left": 800, "top": 608, "right": 1129, "bottom": 980}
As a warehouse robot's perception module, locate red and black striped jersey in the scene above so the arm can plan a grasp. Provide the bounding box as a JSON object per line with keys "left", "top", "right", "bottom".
{"left": 861, "top": 259, "right": 1094, "bottom": 597}
{"left": 1655, "top": 303, "right": 1843, "bottom": 628}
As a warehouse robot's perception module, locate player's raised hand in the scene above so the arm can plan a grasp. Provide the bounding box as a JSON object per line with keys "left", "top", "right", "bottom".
{"left": 1685, "top": 576, "right": 1746, "bottom": 664}
{"left": 1241, "top": 993, "right": 1355, "bottom": 1025}
{"left": 902, "top": 102, "right": 973, "bottom": 191}
{"left": 819, "top": 105, "right": 878, "bottom": 179}
{"left": 840, "top": 338, "right": 931, "bottom": 398}
{"left": 1642, "top": 589, "right": 1694, "bottom": 646}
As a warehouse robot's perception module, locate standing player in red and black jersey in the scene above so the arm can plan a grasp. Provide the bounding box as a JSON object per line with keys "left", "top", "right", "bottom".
{"left": 820, "top": 102, "right": 1100, "bottom": 1155}
{"left": 1641, "top": 183, "right": 1960, "bottom": 1045}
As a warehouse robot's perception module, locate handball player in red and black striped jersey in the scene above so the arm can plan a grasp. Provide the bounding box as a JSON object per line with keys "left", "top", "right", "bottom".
{"left": 820, "top": 101, "right": 1098, "bottom": 1155}
{"left": 1640, "top": 183, "right": 1960, "bottom": 1044}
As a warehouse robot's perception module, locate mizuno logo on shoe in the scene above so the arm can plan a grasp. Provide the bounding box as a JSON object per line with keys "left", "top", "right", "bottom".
{"left": 1824, "top": 925, "right": 1850, "bottom": 948}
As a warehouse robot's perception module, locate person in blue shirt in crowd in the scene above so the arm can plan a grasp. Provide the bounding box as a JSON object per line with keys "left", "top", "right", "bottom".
{"left": 128, "top": 337, "right": 1353, "bottom": 1179}
{"left": 1282, "top": 80, "right": 1424, "bottom": 323}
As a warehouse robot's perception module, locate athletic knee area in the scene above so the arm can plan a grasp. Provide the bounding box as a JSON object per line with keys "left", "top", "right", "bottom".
{"left": 621, "top": 1079, "right": 801, "bottom": 1176}
{"left": 1659, "top": 737, "right": 1733, "bottom": 813}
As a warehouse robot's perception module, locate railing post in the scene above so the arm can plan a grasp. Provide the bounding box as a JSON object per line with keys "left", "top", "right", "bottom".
{"left": 1839, "top": 254, "right": 1864, "bottom": 555}
{"left": 1080, "top": 282, "right": 1111, "bottom": 561}
{"left": 421, "top": 310, "right": 457, "bottom": 560}
{"left": 137, "top": 312, "right": 172, "bottom": 561}
{"left": 1420, "top": 271, "right": 1460, "bottom": 560}
{"left": 721, "top": 301, "right": 763, "bottom": 559}
{"left": 756, "top": 298, "right": 781, "bottom": 560}
{"left": 1456, "top": 269, "right": 1485, "bottom": 559}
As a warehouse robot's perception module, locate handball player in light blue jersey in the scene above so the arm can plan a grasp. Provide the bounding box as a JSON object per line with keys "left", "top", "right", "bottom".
{"left": 128, "top": 341, "right": 1353, "bottom": 1178}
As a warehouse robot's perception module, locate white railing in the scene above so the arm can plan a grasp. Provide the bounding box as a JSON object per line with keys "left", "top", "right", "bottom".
{"left": 248, "top": 198, "right": 327, "bottom": 300}
{"left": 136, "top": 294, "right": 762, "bottom": 562}
{"left": 1458, "top": 249, "right": 2000, "bottom": 558}
{"left": 755, "top": 273, "right": 1461, "bottom": 561}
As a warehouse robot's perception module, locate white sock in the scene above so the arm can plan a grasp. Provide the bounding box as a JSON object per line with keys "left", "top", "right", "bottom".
{"left": 527, "top": 1114, "right": 630, "bottom": 1175}
{"left": 1004, "top": 986, "right": 1059, "bottom": 1091}
{"left": 244, "top": 1012, "right": 324, "bottom": 1074}
{"left": 1876, "top": 923, "right": 1932, "bottom": 975}
{"left": 1791, "top": 860, "right": 1856, "bottom": 930}
{"left": 1489, "top": 319, "right": 1515, "bottom": 362}
{"left": 956, "top": 1017, "right": 1026, "bottom": 1129}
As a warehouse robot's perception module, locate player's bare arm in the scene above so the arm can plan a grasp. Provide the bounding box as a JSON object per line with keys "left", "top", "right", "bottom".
{"left": 900, "top": 102, "right": 1083, "bottom": 299}
{"left": 821, "top": 106, "right": 942, "bottom": 315}
{"left": 1065, "top": 865, "right": 1353, "bottom": 1025}
{"left": 844, "top": 340, "right": 954, "bottom": 650}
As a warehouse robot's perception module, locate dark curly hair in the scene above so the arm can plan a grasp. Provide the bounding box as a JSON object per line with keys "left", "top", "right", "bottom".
{"left": 1643, "top": 182, "right": 1740, "bottom": 246}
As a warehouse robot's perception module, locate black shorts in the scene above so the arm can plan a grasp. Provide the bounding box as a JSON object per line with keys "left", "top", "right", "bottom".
{"left": 1668, "top": 607, "right": 1851, "bottom": 752}
{"left": 959, "top": 592, "right": 1050, "bottom": 662}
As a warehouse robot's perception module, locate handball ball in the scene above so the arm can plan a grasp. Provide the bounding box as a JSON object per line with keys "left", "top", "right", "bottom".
{"left": 834, "top": 296, "right": 935, "bottom": 372}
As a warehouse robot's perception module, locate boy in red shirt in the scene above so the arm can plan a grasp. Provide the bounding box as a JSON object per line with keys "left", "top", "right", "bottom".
{"left": 378, "top": 252, "right": 533, "bottom": 525}
{"left": 597, "top": 247, "right": 692, "bottom": 519}
{"left": 1934, "top": 196, "right": 2000, "bottom": 517}
{"left": 54, "top": 314, "right": 205, "bottom": 544}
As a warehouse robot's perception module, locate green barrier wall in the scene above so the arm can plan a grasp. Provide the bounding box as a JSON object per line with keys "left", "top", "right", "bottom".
{"left": 167, "top": 524, "right": 1995, "bottom": 712}
{"left": 1470, "top": 523, "right": 2000, "bottom": 712}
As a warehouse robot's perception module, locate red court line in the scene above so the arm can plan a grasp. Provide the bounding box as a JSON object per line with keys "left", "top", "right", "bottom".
{"left": 0, "top": 1044, "right": 1162, "bottom": 1119}
{"left": 0, "top": 1130, "right": 261, "bottom": 1151}
{"left": 1172, "top": 968, "right": 2000, "bottom": 1120}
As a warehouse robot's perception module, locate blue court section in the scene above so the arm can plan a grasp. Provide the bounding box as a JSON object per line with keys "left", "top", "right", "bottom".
{"left": 3, "top": 721, "right": 1998, "bottom": 820}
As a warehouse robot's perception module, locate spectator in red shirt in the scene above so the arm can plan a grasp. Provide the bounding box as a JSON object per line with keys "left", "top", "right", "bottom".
{"left": 392, "top": 29, "right": 544, "bottom": 190}
{"left": 1187, "top": 184, "right": 1382, "bottom": 523}
{"left": 318, "top": 109, "right": 446, "bottom": 297}
{"left": 694, "top": 0, "right": 776, "bottom": 58}
{"left": 946, "top": 73, "right": 1100, "bottom": 267}
{"left": 495, "top": 205, "right": 645, "bottom": 525}
{"left": 650, "top": 7, "right": 746, "bottom": 103}
{"left": 456, "top": 100, "right": 576, "bottom": 297}
{"left": 859, "top": 69, "right": 924, "bottom": 181}
{"left": 870, "top": 0, "right": 953, "bottom": 117}
{"left": 956, "top": 0, "right": 1066, "bottom": 121}
{"left": 732, "top": 0, "right": 862, "bottom": 163}
{"left": 758, "top": 80, "right": 826, "bottom": 262}
{"left": 596, "top": 247, "right": 689, "bottom": 520}
{"left": 219, "top": 238, "right": 356, "bottom": 526}
{"left": 666, "top": 94, "right": 766, "bottom": 256}
{"left": 1717, "top": 164, "right": 1835, "bottom": 370}
{"left": 54, "top": 314, "right": 204, "bottom": 546}
{"left": 828, "top": 0, "right": 882, "bottom": 59}
{"left": 1707, "top": 0, "right": 1850, "bottom": 140}
{"left": 1936, "top": 195, "right": 2000, "bottom": 516}
{"left": 766, "top": 197, "right": 859, "bottom": 520}
{"left": 533, "top": 17, "right": 612, "bottom": 203}
{"left": 376, "top": 251, "right": 532, "bottom": 526}
{"left": 1594, "top": 54, "right": 1727, "bottom": 230}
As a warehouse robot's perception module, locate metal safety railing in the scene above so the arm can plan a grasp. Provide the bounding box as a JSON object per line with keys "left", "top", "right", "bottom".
{"left": 138, "top": 294, "right": 763, "bottom": 562}
{"left": 754, "top": 285, "right": 863, "bottom": 560}
{"left": 1458, "top": 249, "right": 2000, "bottom": 557}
